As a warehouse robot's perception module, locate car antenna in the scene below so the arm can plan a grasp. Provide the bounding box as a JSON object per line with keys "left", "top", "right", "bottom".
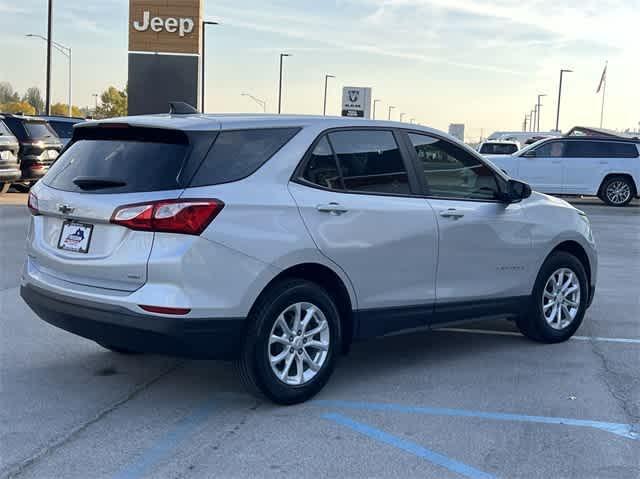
{"left": 168, "top": 102, "right": 199, "bottom": 115}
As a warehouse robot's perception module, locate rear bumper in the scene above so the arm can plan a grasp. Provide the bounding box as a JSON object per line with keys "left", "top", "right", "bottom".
{"left": 0, "top": 168, "right": 21, "bottom": 183}
{"left": 20, "top": 283, "right": 245, "bottom": 359}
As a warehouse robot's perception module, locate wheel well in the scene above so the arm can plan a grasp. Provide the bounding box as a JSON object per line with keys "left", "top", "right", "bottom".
{"left": 252, "top": 263, "right": 354, "bottom": 353}
{"left": 598, "top": 173, "right": 638, "bottom": 196}
{"left": 550, "top": 241, "right": 591, "bottom": 288}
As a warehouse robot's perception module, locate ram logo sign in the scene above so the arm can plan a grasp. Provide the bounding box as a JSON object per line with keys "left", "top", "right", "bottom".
{"left": 341, "top": 86, "right": 372, "bottom": 119}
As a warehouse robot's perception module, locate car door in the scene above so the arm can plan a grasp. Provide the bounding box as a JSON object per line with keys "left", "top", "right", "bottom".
{"left": 517, "top": 139, "right": 565, "bottom": 194}
{"left": 288, "top": 129, "right": 439, "bottom": 335}
{"left": 403, "top": 132, "right": 534, "bottom": 322}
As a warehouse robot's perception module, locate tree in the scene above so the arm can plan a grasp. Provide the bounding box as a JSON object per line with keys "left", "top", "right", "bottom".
{"left": 0, "top": 82, "right": 20, "bottom": 104}
{"left": 22, "top": 87, "right": 44, "bottom": 114}
{"left": 0, "top": 101, "right": 36, "bottom": 115}
{"left": 96, "top": 86, "right": 127, "bottom": 118}
{"left": 51, "top": 103, "right": 84, "bottom": 117}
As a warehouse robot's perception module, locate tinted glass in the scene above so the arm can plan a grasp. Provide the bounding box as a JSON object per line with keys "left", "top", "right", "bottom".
{"left": 529, "top": 141, "right": 564, "bottom": 157}
{"left": 191, "top": 128, "right": 299, "bottom": 186}
{"left": 43, "top": 140, "right": 188, "bottom": 194}
{"left": 49, "top": 121, "right": 75, "bottom": 139}
{"left": 328, "top": 130, "right": 410, "bottom": 194}
{"left": 0, "top": 121, "right": 12, "bottom": 136}
{"left": 24, "top": 121, "right": 56, "bottom": 139}
{"left": 479, "top": 143, "right": 518, "bottom": 154}
{"left": 565, "top": 141, "right": 638, "bottom": 158}
{"left": 302, "top": 136, "right": 342, "bottom": 189}
{"left": 409, "top": 133, "right": 499, "bottom": 200}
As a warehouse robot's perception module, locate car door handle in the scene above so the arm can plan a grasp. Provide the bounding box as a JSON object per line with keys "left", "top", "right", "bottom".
{"left": 439, "top": 208, "right": 465, "bottom": 219}
{"left": 551, "top": 160, "right": 561, "bottom": 164}
{"left": 316, "top": 203, "right": 348, "bottom": 215}
{"left": 599, "top": 161, "right": 609, "bottom": 165}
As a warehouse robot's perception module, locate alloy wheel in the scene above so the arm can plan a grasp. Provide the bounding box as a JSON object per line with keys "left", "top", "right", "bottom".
{"left": 542, "top": 268, "right": 581, "bottom": 330}
{"left": 268, "top": 302, "right": 330, "bottom": 386}
{"left": 606, "top": 180, "right": 631, "bottom": 205}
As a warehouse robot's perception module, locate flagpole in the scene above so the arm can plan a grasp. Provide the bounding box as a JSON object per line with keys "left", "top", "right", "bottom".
{"left": 600, "top": 74, "right": 606, "bottom": 128}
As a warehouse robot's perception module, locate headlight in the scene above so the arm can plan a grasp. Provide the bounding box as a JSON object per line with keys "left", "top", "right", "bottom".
{"left": 0, "top": 151, "right": 11, "bottom": 160}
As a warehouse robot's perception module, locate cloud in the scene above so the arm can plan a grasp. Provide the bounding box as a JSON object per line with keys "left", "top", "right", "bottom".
{"left": 0, "top": 1, "right": 30, "bottom": 14}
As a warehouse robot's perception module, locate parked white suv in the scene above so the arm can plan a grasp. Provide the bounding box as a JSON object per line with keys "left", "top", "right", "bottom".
{"left": 488, "top": 136, "right": 640, "bottom": 206}
{"left": 21, "top": 113, "right": 597, "bottom": 404}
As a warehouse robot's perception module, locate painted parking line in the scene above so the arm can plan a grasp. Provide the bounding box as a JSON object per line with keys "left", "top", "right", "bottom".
{"left": 437, "top": 327, "right": 640, "bottom": 345}
{"left": 315, "top": 400, "right": 638, "bottom": 440}
{"left": 112, "top": 399, "right": 216, "bottom": 479}
{"left": 323, "top": 413, "right": 496, "bottom": 479}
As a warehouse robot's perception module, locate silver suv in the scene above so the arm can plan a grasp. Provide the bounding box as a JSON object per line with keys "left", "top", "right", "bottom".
{"left": 21, "top": 114, "right": 597, "bottom": 404}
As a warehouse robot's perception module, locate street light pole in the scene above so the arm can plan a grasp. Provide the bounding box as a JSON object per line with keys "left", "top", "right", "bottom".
{"left": 323, "top": 74, "right": 335, "bottom": 116}
{"left": 388, "top": 105, "right": 395, "bottom": 120}
{"left": 555, "top": 69, "right": 572, "bottom": 132}
{"left": 537, "top": 94, "right": 547, "bottom": 132}
{"left": 26, "top": 34, "right": 72, "bottom": 116}
{"left": 92, "top": 93, "right": 98, "bottom": 115}
{"left": 399, "top": 112, "right": 406, "bottom": 122}
{"left": 531, "top": 107, "right": 537, "bottom": 132}
{"left": 201, "top": 21, "right": 219, "bottom": 113}
{"left": 45, "top": 0, "right": 53, "bottom": 115}
{"left": 373, "top": 99, "right": 381, "bottom": 120}
{"left": 278, "top": 53, "right": 291, "bottom": 114}
{"left": 241, "top": 93, "right": 266, "bottom": 113}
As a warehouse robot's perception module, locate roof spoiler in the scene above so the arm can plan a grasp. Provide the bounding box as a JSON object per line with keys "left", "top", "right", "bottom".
{"left": 168, "top": 102, "right": 199, "bottom": 115}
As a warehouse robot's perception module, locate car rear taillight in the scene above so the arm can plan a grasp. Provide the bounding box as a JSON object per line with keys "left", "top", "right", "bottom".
{"left": 110, "top": 199, "right": 224, "bottom": 235}
{"left": 28, "top": 192, "right": 40, "bottom": 215}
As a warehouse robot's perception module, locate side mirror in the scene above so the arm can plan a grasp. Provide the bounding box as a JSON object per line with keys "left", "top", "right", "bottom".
{"left": 498, "top": 179, "right": 532, "bottom": 203}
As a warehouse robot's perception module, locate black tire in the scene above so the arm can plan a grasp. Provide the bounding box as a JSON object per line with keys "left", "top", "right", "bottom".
{"left": 0, "top": 182, "right": 10, "bottom": 195}
{"left": 236, "top": 279, "right": 341, "bottom": 405}
{"left": 599, "top": 176, "right": 635, "bottom": 207}
{"left": 98, "top": 343, "right": 143, "bottom": 355}
{"left": 516, "top": 251, "right": 588, "bottom": 343}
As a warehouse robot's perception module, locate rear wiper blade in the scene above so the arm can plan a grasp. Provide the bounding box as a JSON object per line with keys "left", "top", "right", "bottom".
{"left": 72, "top": 177, "right": 127, "bottom": 190}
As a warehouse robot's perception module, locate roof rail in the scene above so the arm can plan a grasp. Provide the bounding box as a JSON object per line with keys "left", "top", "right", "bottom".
{"left": 168, "top": 102, "right": 199, "bottom": 115}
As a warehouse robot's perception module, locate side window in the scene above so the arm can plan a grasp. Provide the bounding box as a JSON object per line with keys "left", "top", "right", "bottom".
{"left": 191, "top": 128, "right": 299, "bottom": 187}
{"left": 49, "top": 121, "right": 75, "bottom": 139}
{"left": 302, "top": 136, "right": 342, "bottom": 189}
{"left": 409, "top": 133, "right": 500, "bottom": 200}
{"left": 530, "top": 141, "right": 565, "bottom": 158}
{"left": 328, "top": 130, "right": 410, "bottom": 195}
{"left": 606, "top": 142, "right": 639, "bottom": 158}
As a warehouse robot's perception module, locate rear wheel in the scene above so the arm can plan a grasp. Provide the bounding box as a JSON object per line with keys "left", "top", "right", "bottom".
{"left": 0, "top": 183, "right": 10, "bottom": 195}
{"left": 236, "top": 279, "right": 341, "bottom": 405}
{"left": 600, "top": 176, "right": 634, "bottom": 206}
{"left": 516, "top": 251, "right": 588, "bottom": 343}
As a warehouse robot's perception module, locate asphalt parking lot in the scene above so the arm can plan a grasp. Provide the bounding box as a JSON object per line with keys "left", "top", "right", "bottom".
{"left": 1, "top": 193, "right": 638, "bottom": 479}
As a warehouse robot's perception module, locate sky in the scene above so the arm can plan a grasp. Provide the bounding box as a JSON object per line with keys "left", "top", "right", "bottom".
{"left": 1, "top": 0, "right": 638, "bottom": 139}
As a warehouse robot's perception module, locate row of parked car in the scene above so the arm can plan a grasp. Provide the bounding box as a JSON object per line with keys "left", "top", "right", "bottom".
{"left": 0, "top": 114, "right": 83, "bottom": 194}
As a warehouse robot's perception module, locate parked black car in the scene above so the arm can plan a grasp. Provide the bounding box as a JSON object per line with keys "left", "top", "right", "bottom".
{"left": 0, "top": 114, "right": 63, "bottom": 185}
{"left": 37, "top": 115, "right": 85, "bottom": 147}
{"left": 0, "top": 118, "right": 21, "bottom": 194}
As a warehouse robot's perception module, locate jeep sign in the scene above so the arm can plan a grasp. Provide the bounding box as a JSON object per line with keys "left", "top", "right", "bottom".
{"left": 128, "top": 0, "right": 202, "bottom": 55}
{"left": 341, "top": 86, "right": 372, "bottom": 119}
{"left": 133, "top": 11, "right": 195, "bottom": 37}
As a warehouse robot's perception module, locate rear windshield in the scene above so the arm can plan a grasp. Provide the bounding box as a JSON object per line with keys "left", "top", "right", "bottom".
{"left": 48, "top": 121, "right": 76, "bottom": 139}
{"left": 43, "top": 140, "right": 188, "bottom": 194}
{"left": 479, "top": 143, "right": 518, "bottom": 155}
{"left": 189, "top": 128, "right": 300, "bottom": 186}
{"left": 24, "top": 121, "right": 56, "bottom": 139}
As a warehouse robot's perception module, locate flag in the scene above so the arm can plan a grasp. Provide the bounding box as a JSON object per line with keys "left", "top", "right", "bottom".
{"left": 596, "top": 62, "right": 607, "bottom": 93}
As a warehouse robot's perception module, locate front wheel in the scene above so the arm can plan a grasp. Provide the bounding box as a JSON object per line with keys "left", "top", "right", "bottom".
{"left": 236, "top": 279, "right": 341, "bottom": 405}
{"left": 600, "top": 176, "right": 634, "bottom": 206}
{"left": 516, "top": 251, "right": 588, "bottom": 343}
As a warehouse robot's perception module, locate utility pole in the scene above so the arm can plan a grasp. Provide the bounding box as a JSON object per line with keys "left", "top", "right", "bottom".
{"left": 555, "top": 69, "right": 572, "bottom": 132}
{"left": 278, "top": 53, "right": 291, "bottom": 114}
{"left": 523, "top": 114, "right": 528, "bottom": 132}
{"left": 388, "top": 105, "right": 395, "bottom": 120}
{"left": 45, "top": 0, "right": 53, "bottom": 115}
{"left": 323, "top": 74, "right": 335, "bottom": 116}
{"left": 537, "top": 94, "right": 547, "bottom": 131}
{"left": 531, "top": 108, "right": 536, "bottom": 132}
{"left": 372, "top": 99, "right": 381, "bottom": 120}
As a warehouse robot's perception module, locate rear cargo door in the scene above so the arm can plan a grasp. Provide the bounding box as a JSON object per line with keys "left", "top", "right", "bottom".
{"left": 28, "top": 126, "right": 205, "bottom": 292}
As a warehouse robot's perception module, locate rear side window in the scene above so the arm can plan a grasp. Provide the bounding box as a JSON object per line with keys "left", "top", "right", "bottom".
{"left": 479, "top": 143, "right": 518, "bottom": 155}
{"left": 190, "top": 128, "right": 299, "bottom": 186}
{"left": 0, "top": 121, "right": 12, "bottom": 136}
{"left": 327, "top": 130, "right": 410, "bottom": 194}
{"left": 565, "top": 141, "right": 638, "bottom": 158}
{"left": 44, "top": 140, "right": 188, "bottom": 194}
{"left": 49, "top": 121, "right": 75, "bottom": 139}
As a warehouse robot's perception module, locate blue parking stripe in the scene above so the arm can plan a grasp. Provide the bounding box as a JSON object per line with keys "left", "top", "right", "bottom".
{"left": 112, "top": 400, "right": 216, "bottom": 479}
{"left": 315, "top": 400, "right": 638, "bottom": 440}
{"left": 323, "top": 413, "right": 496, "bottom": 479}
